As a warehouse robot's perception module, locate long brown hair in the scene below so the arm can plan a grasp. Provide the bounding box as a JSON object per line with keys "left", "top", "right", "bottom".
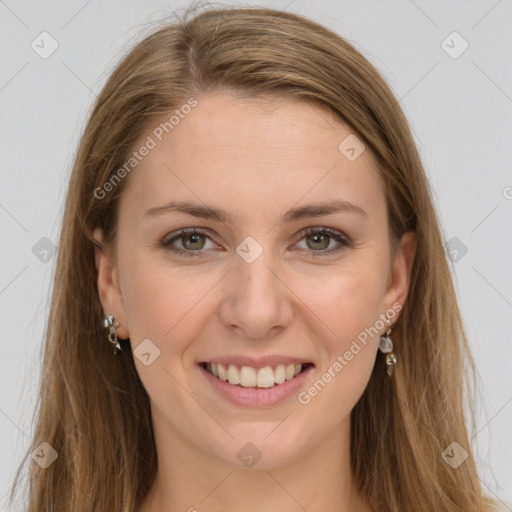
{"left": 11, "top": 3, "right": 501, "bottom": 511}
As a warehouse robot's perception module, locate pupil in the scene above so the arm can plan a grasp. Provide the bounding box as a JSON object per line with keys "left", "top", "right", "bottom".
{"left": 184, "top": 234, "right": 204, "bottom": 250}
{"left": 308, "top": 233, "right": 329, "bottom": 250}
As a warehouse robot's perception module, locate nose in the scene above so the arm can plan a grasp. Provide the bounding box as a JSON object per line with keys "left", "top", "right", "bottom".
{"left": 218, "top": 248, "right": 293, "bottom": 340}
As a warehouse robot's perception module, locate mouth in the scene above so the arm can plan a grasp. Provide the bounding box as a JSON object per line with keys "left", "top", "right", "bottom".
{"left": 199, "top": 361, "right": 315, "bottom": 389}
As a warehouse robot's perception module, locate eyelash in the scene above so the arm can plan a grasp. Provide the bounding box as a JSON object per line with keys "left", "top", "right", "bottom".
{"left": 161, "top": 227, "right": 350, "bottom": 258}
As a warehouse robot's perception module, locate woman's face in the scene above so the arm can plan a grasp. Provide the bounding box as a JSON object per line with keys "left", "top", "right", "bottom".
{"left": 94, "top": 91, "right": 415, "bottom": 468}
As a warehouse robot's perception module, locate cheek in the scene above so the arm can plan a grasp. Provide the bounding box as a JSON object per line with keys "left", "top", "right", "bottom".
{"left": 118, "top": 253, "right": 217, "bottom": 352}
{"left": 302, "top": 262, "right": 388, "bottom": 340}
{"left": 296, "top": 270, "right": 386, "bottom": 415}
{"left": 117, "top": 256, "right": 212, "bottom": 410}
{"left": 294, "top": 260, "right": 390, "bottom": 402}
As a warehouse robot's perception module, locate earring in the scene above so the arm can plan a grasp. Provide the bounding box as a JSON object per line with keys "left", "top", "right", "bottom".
{"left": 378, "top": 315, "right": 397, "bottom": 377}
{"left": 103, "top": 313, "right": 122, "bottom": 355}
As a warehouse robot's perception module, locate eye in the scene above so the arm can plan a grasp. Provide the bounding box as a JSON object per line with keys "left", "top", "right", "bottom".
{"left": 161, "top": 226, "right": 350, "bottom": 258}
{"left": 162, "top": 228, "right": 217, "bottom": 257}
{"left": 294, "top": 227, "right": 349, "bottom": 257}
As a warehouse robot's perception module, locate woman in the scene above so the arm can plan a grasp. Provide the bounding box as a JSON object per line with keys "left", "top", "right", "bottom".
{"left": 11, "top": 4, "right": 505, "bottom": 511}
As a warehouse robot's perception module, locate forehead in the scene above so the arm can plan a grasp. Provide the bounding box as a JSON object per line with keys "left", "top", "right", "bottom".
{"left": 119, "top": 92, "right": 385, "bottom": 222}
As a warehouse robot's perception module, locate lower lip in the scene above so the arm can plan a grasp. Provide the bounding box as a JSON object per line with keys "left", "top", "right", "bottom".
{"left": 199, "top": 364, "right": 314, "bottom": 407}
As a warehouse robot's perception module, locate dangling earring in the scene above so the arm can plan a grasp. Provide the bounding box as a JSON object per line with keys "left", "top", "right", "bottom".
{"left": 103, "top": 313, "right": 122, "bottom": 355}
{"left": 378, "top": 315, "right": 397, "bottom": 377}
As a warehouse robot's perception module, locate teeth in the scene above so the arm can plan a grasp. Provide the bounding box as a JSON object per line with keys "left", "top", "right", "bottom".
{"left": 205, "top": 362, "right": 306, "bottom": 388}
{"left": 285, "top": 363, "right": 295, "bottom": 380}
{"left": 218, "top": 363, "right": 228, "bottom": 382}
{"left": 227, "top": 364, "right": 240, "bottom": 385}
{"left": 256, "top": 367, "right": 275, "bottom": 388}
{"left": 240, "top": 366, "right": 256, "bottom": 387}
{"left": 275, "top": 364, "right": 286, "bottom": 384}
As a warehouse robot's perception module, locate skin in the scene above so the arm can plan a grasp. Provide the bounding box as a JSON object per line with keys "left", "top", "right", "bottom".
{"left": 93, "top": 91, "right": 416, "bottom": 512}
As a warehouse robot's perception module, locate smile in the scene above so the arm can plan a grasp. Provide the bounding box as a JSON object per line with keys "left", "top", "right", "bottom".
{"left": 199, "top": 362, "right": 314, "bottom": 389}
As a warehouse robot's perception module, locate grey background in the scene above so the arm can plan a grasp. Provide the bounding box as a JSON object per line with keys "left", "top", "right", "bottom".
{"left": 1, "top": 0, "right": 511, "bottom": 508}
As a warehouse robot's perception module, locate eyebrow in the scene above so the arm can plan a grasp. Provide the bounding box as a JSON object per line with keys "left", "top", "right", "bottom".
{"left": 143, "top": 199, "right": 368, "bottom": 224}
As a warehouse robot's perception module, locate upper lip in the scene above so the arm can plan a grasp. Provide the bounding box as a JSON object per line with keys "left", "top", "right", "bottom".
{"left": 199, "top": 355, "right": 314, "bottom": 369}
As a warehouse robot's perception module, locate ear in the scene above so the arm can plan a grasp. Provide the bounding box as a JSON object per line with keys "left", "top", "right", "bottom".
{"left": 382, "top": 230, "right": 417, "bottom": 322}
{"left": 92, "top": 226, "right": 129, "bottom": 339}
